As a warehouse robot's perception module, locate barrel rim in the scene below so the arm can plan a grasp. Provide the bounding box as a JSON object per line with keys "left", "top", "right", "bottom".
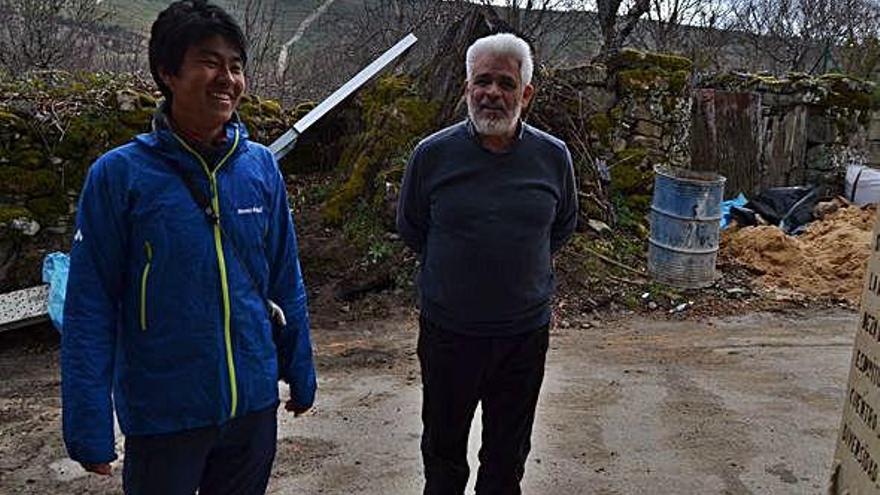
{"left": 654, "top": 164, "right": 726, "bottom": 186}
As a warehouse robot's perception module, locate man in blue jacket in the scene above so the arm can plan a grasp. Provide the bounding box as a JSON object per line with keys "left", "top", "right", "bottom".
{"left": 397, "top": 33, "right": 577, "bottom": 494}
{"left": 61, "top": 1, "right": 316, "bottom": 493}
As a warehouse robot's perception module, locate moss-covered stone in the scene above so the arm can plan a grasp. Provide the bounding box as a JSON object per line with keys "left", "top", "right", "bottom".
{"left": 610, "top": 48, "right": 693, "bottom": 72}
{"left": 0, "top": 166, "right": 58, "bottom": 195}
{"left": 588, "top": 112, "right": 612, "bottom": 133}
{"left": 26, "top": 194, "right": 67, "bottom": 223}
{"left": 611, "top": 161, "right": 650, "bottom": 193}
{"left": 818, "top": 74, "right": 878, "bottom": 110}
{"left": 321, "top": 75, "right": 439, "bottom": 225}
{"left": 0, "top": 205, "right": 33, "bottom": 224}
{"left": 610, "top": 147, "right": 654, "bottom": 215}
{"left": 238, "top": 94, "right": 291, "bottom": 145}
{"left": 700, "top": 71, "right": 877, "bottom": 111}
{"left": 618, "top": 68, "right": 689, "bottom": 95}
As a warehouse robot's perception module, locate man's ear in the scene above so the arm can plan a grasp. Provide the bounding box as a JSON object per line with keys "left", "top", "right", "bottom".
{"left": 522, "top": 83, "right": 535, "bottom": 106}
{"left": 158, "top": 68, "right": 175, "bottom": 92}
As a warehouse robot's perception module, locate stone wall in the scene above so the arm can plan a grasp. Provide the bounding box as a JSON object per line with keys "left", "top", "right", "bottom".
{"left": 1, "top": 61, "right": 875, "bottom": 291}
{"left": 537, "top": 52, "right": 877, "bottom": 214}
{"left": 693, "top": 73, "right": 877, "bottom": 197}
{"left": 0, "top": 72, "right": 290, "bottom": 291}
{"left": 533, "top": 49, "right": 694, "bottom": 219}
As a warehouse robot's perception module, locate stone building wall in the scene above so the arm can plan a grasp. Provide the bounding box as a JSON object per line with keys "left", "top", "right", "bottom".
{"left": 693, "top": 72, "right": 876, "bottom": 197}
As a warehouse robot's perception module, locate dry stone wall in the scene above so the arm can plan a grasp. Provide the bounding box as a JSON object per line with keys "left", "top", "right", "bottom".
{"left": 694, "top": 72, "right": 877, "bottom": 197}
{"left": 0, "top": 58, "right": 876, "bottom": 291}
{"left": 0, "top": 72, "right": 290, "bottom": 291}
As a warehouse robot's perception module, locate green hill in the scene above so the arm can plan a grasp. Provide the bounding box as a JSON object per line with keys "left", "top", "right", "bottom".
{"left": 104, "top": 0, "right": 358, "bottom": 39}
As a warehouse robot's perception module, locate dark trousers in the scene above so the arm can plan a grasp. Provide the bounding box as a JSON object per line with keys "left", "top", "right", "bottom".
{"left": 122, "top": 404, "right": 278, "bottom": 495}
{"left": 418, "top": 315, "right": 549, "bottom": 495}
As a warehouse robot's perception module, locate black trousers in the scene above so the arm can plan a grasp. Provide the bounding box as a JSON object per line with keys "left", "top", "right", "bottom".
{"left": 418, "top": 315, "right": 549, "bottom": 495}
{"left": 122, "top": 403, "right": 278, "bottom": 495}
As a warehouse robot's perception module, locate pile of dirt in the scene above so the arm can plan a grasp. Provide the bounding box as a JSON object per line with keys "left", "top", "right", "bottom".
{"left": 722, "top": 205, "right": 876, "bottom": 303}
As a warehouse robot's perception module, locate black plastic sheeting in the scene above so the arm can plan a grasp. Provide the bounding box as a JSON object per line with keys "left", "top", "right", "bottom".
{"left": 730, "top": 186, "right": 819, "bottom": 235}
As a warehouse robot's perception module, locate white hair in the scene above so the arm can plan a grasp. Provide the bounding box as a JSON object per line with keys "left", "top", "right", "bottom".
{"left": 465, "top": 33, "right": 533, "bottom": 87}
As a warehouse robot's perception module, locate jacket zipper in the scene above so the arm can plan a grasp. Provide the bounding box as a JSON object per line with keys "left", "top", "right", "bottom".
{"left": 172, "top": 129, "right": 242, "bottom": 418}
{"left": 140, "top": 241, "right": 153, "bottom": 331}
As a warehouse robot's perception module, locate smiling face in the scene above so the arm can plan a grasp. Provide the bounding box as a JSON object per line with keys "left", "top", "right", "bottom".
{"left": 466, "top": 53, "right": 534, "bottom": 139}
{"left": 160, "top": 34, "right": 245, "bottom": 140}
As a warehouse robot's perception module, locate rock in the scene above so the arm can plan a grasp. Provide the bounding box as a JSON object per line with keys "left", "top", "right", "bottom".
{"left": 635, "top": 120, "right": 663, "bottom": 139}
{"left": 669, "top": 301, "right": 692, "bottom": 314}
{"left": 581, "top": 86, "right": 616, "bottom": 113}
{"left": 869, "top": 115, "right": 880, "bottom": 141}
{"left": 805, "top": 145, "right": 833, "bottom": 172}
{"left": 806, "top": 116, "right": 836, "bottom": 144}
{"left": 814, "top": 200, "right": 840, "bottom": 219}
{"left": 631, "top": 134, "right": 661, "bottom": 149}
{"left": 587, "top": 219, "right": 612, "bottom": 234}
{"left": 10, "top": 217, "right": 39, "bottom": 236}
{"left": 116, "top": 89, "right": 140, "bottom": 112}
{"left": 648, "top": 301, "right": 658, "bottom": 310}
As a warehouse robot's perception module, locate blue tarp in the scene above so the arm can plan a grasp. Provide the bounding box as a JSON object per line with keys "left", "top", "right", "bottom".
{"left": 720, "top": 193, "right": 748, "bottom": 230}
{"left": 42, "top": 252, "right": 69, "bottom": 333}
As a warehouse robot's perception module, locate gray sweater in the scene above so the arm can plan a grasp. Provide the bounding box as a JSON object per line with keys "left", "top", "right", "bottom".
{"left": 397, "top": 120, "right": 577, "bottom": 336}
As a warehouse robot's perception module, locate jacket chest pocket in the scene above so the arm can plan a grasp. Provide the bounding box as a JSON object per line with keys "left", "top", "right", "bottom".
{"left": 228, "top": 204, "right": 269, "bottom": 250}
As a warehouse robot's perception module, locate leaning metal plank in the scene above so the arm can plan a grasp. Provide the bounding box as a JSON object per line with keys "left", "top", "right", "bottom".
{"left": 269, "top": 33, "right": 418, "bottom": 160}
{"left": 0, "top": 284, "right": 49, "bottom": 332}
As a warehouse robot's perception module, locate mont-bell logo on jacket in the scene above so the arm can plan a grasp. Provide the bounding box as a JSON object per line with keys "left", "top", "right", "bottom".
{"left": 237, "top": 206, "right": 263, "bottom": 215}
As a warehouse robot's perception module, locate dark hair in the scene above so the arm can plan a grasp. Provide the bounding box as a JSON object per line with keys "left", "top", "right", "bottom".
{"left": 148, "top": 0, "right": 247, "bottom": 103}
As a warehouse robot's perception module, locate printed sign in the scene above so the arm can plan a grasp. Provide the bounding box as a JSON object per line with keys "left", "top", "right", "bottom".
{"left": 832, "top": 212, "right": 880, "bottom": 494}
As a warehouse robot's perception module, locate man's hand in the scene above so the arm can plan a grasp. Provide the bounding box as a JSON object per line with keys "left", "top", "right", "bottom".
{"left": 80, "top": 462, "right": 112, "bottom": 476}
{"left": 284, "top": 398, "right": 311, "bottom": 417}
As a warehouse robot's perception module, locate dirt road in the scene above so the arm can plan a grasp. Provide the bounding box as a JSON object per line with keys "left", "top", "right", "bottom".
{"left": 0, "top": 308, "right": 856, "bottom": 494}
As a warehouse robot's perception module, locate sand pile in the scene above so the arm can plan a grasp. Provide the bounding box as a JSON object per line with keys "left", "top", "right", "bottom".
{"left": 722, "top": 206, "right": 876, "bottom": 302}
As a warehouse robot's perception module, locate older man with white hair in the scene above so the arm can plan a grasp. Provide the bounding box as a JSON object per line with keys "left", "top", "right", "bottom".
{"left": 397, "top": 32, "right": 578, "bottom": 494}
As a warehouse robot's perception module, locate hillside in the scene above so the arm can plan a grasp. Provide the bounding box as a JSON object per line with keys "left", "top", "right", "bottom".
{"left": 105, "top": 0, "right": 323, "bottom": 36}
{"left": 100, "top": 0, "right": 598, "bottom": 65}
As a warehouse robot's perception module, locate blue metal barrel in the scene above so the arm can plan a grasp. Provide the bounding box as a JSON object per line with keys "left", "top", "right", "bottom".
{"left": 648, "top": 165, "right": 726, "bottom": 289}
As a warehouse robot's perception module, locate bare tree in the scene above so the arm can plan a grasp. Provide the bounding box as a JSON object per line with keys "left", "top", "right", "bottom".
{"left": 637, "top": 0, "right": 700, "bottom": 51}
{"left": 834, "top": 0, "right": 880, "bottom": 76}
{"left": 728, "top": 0, "right": 880, "bottom": 73}
{"left": 629, "top": 0, "right": 738, "bottom": 70}
{"left": 228, "top": 0, "right": 282, "bottom": 96}
{"left": 472, "top": 0, "right": 601, "bottom": 65}
{"left": 595, "top": 0, "right": 651, "bottom": 59}
{"left": 475, "top": 0, "right": 581, "bottom": 36}
{"left": 0, "top": 0, "right": 111, "bottom": 73}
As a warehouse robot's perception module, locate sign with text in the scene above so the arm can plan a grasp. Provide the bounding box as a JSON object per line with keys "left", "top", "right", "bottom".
{"left": 832, "top": 211, "right": 880, "bottom": 494}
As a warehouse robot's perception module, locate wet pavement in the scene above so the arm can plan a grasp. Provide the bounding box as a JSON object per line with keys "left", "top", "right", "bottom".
{"left": 0, "top": 309, "right": 857, "bottom": 494}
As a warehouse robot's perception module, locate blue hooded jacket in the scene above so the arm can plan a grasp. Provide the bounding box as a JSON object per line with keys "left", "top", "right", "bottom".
{"left": 61, "top": 114, "right": 316, "bottom": 464}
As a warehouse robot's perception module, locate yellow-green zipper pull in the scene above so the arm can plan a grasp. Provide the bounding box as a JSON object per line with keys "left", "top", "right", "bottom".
{"left": 140, "top": 241, "right": 153, "bottom": 331}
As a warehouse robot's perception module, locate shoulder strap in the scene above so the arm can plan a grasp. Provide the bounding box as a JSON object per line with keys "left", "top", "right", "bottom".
{"left": 159, "top": 138, "right": 289, "bottom": 334}
{"left": 163, "top": 160, "right": 271, "bottom": 309}
{"left": 164, "top": 161, "right": 219, "bottom": 225}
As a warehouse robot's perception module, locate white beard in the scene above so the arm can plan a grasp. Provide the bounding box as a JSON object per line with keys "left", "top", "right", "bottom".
{"left": 467, "top": 100, "right": 522, "bottom": 137}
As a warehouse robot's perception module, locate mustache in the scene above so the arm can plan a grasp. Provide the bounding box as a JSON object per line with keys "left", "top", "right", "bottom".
{"left": 478, "top": 103, "right": 506, "bottom": 111}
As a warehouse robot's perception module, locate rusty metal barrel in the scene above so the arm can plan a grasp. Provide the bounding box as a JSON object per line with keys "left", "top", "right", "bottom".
{"left": 648, "top": 165, "right": 726, "bottom": 289}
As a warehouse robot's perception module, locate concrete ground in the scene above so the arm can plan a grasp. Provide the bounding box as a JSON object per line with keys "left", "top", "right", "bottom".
{"left": 0, "top": 308, "right": 856, "bottom": 494}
